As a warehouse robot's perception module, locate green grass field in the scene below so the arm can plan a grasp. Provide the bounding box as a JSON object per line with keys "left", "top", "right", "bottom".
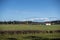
{"left": 0, "top": 24, "right": 60, "bottom": 30}
{"left": 0, "top": 24, "right": 60, "bottom": 40}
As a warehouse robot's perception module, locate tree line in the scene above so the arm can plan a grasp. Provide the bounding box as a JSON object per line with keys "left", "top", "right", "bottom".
{"left": 0, "top": 20, "right": 60, "bottom": 25}
{"left": 0, "top": 21, "right": 40, "bottom": 24}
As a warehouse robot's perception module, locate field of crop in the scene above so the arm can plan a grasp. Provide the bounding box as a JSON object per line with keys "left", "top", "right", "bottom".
{"left": 0, "top": 24, "right": 60, "bottom": 40}
{"left": 0, "top": 24, "right": 60, "bottom": 30}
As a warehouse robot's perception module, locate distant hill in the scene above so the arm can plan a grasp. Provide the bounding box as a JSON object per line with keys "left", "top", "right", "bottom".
{"left": 0, "top": 20, "right": 60, "bottom": 25}
{"left": 44, "top": 20, "right": 60, "bottom": 25}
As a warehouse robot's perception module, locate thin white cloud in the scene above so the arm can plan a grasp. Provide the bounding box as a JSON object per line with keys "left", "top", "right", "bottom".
{"left": 21, "top": 18, "right": 49, "bottom": 21}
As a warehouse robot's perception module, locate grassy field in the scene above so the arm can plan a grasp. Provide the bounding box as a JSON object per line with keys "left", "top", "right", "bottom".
{"left": 0, "top": 24, "right": 60, "bottom": 30}
{"left": 0, "top": 24, "right": 60, "bottom": 40}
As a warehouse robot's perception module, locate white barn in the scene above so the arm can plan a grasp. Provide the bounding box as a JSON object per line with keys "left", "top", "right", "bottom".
{"left": 45, "top": 23, "right": 51, "bottom": 25}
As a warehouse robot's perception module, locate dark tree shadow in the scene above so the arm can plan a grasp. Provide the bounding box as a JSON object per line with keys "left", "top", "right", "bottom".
{"left": 7, "top": 38, "right": 17, "bottom": 40}
{"left": 23, "top": 36, "right": 45, "bottom": 40}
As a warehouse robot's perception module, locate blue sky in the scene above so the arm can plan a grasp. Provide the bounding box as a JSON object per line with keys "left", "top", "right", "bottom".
{"left": 0, "top": 0, "right": 60, "bottom": 21}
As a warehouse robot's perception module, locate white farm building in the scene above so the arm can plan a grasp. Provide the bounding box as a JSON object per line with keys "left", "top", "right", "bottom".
{"left": 45, "top": 22, "right": 51, "bottom": 25}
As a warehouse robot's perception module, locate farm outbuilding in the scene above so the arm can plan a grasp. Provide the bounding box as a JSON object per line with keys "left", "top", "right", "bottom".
{"left": 45, "top": 22, "right": 51, "bottom": 25}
